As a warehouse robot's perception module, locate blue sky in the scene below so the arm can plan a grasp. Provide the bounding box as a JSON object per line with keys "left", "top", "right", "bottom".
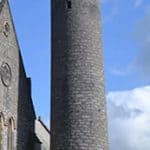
{"left": 101, "top": 0, "right": 150, "bottom": 91}
{"left": 8, "top": 0, "right": 150, "bottom": 149}
{"left": 9, "top": 0, "right": 50, "bottom": 126}
{"left": 101, "top": 0, "right": 150, "bottom": 149}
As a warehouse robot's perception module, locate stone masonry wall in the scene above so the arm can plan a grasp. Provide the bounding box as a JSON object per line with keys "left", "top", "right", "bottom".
{"left": 51, "top": 0, "right": 108, "bottom": 150}
{"left": 0, "top": 1, "right": 36, "bottom": 150}
{"left": 0, "top": 1, "right": 19, "bottom": 149}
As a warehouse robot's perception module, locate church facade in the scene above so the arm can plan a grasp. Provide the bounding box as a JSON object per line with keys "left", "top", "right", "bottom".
{"left": 0, "top": 0, "right": 49, "bottom": 150}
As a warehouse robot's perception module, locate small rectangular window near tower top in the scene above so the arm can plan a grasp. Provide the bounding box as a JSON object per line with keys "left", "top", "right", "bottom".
{"left": 67, "top": 1, "right": 72, "bottom": 9}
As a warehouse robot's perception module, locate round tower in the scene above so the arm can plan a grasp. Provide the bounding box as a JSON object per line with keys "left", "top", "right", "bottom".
{"left": 51, "top": 0, "right": 108, "bottom": 149}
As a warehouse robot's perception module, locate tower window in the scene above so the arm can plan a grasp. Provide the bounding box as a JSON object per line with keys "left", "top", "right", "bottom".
{"left": 67, "top": 1, "right": 72, "bottom": 9}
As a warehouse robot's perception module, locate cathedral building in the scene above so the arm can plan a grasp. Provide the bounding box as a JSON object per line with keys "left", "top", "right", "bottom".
{"left": 0, "top": 0, "right": 50, "bottom": 150}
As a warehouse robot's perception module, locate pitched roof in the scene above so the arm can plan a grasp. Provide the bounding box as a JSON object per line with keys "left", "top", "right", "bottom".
{"left": 38, "top": 116, "right": 50, "bottom": 134}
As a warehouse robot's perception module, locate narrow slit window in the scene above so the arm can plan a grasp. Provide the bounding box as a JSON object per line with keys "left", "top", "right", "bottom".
{"left": 7, "top": 118, "right": 15, "bottom": 150}
{"left": 67, "top": 1, "right": 72, "bottom": 9}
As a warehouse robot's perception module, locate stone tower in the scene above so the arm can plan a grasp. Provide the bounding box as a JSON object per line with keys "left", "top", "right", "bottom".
{"left": 51, "top": 0, "right": 108, "bottom": 150}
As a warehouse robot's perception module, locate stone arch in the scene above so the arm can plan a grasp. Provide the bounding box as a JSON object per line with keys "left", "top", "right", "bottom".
{"left": 0, "top": 112, "right": 5, "bottom": 150}
{"left": 7, "top": 117, "right": 15, "bottom": 150}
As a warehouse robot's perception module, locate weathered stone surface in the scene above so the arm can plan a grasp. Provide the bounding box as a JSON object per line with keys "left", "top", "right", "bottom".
{"left": 35, "top": 118, "right": 50, "bottom": 150}
{"left": 51, "top": 0, "right": 109, "bottom": 150}
{"left": 0, "top": 1, "right": 19, "bottom": 149}
{"left": 0, "top": 1, "right": 36, "bottom": 150}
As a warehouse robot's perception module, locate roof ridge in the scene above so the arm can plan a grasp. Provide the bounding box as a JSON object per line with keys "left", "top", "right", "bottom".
{"left": 38, "top": 116, "right": 50, "bottom": 134}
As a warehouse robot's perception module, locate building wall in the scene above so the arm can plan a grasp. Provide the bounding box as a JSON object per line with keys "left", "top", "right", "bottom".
{"left": 0, "top": 0, "right": 19, "bottom": 149}
{"left": 17, "top": 64, "right": 36, "bottom": 150}
{"left": 51, "top": 0, "right": 108, "bottom": 150}
{"left": 35, "top": 119, "right": 50, "bottom": 150}
{"left": 0, "top": 0, "right": 36, "bottom": 150}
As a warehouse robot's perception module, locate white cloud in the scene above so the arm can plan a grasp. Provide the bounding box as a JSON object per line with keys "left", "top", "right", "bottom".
{"left": 107, "top": 86, "right": 150, "bottom": 150}
{"left": 109, "top": 63, "right": 135, "bottom": 77}
{"left": 101, "top": 0, "right": 119, "bottom": 24}
{"left": 132, "top": 6, "right": 150, "bottom": 79}
{"left": 133, "top": 0, "right": 143, "bottom": 8}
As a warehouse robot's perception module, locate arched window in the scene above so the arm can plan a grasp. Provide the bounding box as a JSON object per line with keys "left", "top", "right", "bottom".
{"left": 7, "top": 118, "right": 15, "bottom": 150}
{"left": 0, "top": 113, "right": 4, "bottom": 150}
